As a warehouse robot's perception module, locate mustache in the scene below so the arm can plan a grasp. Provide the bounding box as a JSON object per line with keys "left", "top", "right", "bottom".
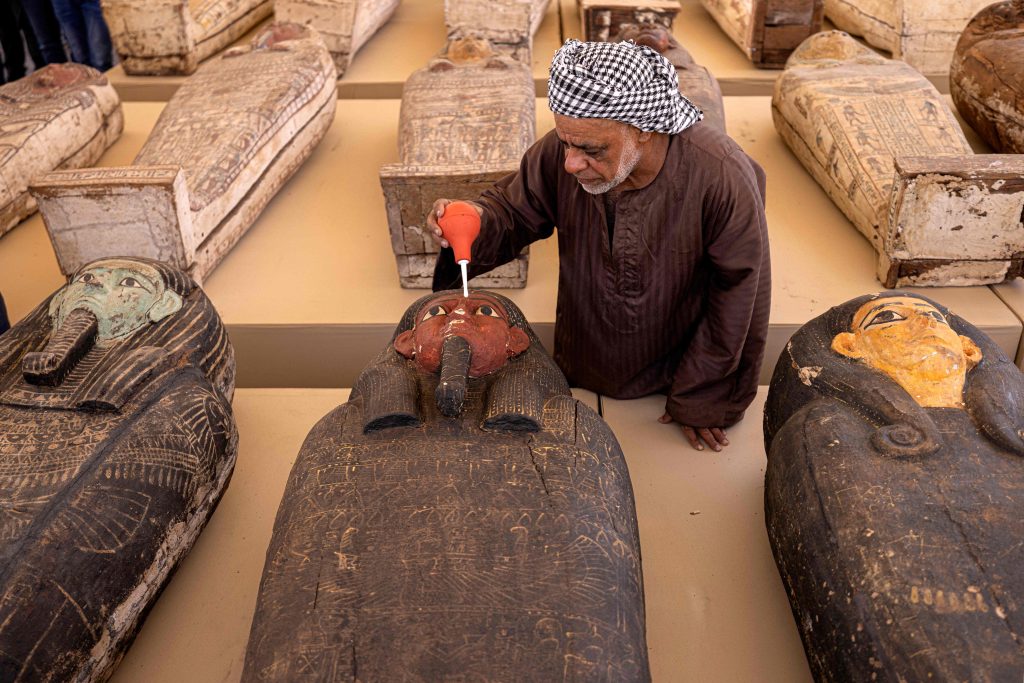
{"left": 435, "top": 335, "right": 471, "bottom": 418}
{"left": 23, "top": 308, "right": 98, "bottom": 386}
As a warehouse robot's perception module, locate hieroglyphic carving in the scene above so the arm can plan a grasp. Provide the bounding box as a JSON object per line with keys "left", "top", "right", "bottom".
{"left": 0, "top": 64, "right": 122, "bottom": 238}
{"left": 275, "top": 0, "right": 400, "bottom": 76}
{"left": 825, "top": 0, "right": 993, "bottom": 76}
{"left": 31, "top": 24, "right": 337, "bottom": 284}
{"left": 445, "top": 0, "right": 552, "bottom": 60}
{"left": 0, "top": 257, "right": 236, "bottom": 681}
{"left": 764, "top": 293, "right": 1024, "bottom": 680}
{"left": 951, "top": 1, "right": 1024, "bottom": 154}
{"left": 380, "top": 39, "right": 535, "bottom": 288}
{"left": 614, "top": 23, "right": 725, "bottom": 131}
{"left": 244, "top": 291, "right": 649, "bottom": 681}
{"left": 102, "top": 0, "right": 274, "bottom": 75}
{"left": 578, "top": 0, "right": 679, "bottom": 43}
{"left": 698, "top": 0, "right": 823, "bottom": 67}
{"left": 773, "top": 31, "right": 1024, "bottom": 287}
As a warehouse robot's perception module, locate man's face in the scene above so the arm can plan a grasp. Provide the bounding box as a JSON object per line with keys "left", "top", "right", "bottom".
{"left": 553, "top": 114, "right": 643, "bottom": 195}
{"left": 831, "top": 296, "right": 982, "bottom": 400}
{"left": 52, "top": 260, "right": 182, "bottom": 341}
{"left": 394, "top": 293, "right": 530, "bottom": 377}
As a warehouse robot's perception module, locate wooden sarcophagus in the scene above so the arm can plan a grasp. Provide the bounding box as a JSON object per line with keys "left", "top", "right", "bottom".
{"left": 102, "top": 0, "right": 273, "bottom": 75}
{"left": 773, "top": 31, "right": 1024, "bottom": 288}
{"left": 446, "top": 0, "right": 552, "bottom": 59}
{"left": 0, "top": 257, "right": 237, "bottom": 681}
{"left": 30, "top": 24, "right": 337, "bottom": 284}
{"left": 380, "top": 39, "right": 535, "bottom": 288}
{"left": 275, "top": 0, "right": 401, "bottom": 76}
{"left": 244, "top": 291, "right": 650, "bottom": 681}
{"left": 951, "top": 0, "right": 1024, "bottom": 154}
{"left": 615, "top": 22, "right": 726, "bottom": 131}
{"left": 698, "top": 0, "right": 823, "bottom": 68}
{"left": 0, "top": 64, "right": 122, "bottom": 238}
{"left": 824, "top": 0, "right": 994, "bottom": 76}
{"left": 576, "top": 0, "right": 680, "bottom": 43}
{"left": 764, "top": 292, "right": 1024, "bottom": 680}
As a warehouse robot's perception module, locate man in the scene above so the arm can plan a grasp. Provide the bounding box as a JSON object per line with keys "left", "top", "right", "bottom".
{"left": 428, "top": 39, "right": 770, "bottom": 452}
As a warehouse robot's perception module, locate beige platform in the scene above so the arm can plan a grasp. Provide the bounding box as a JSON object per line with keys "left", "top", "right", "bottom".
{"left": 602, "top": 389, "right": 813, "bottom": 682}
{"left": 109, "top": 387, "right": 810, "bottom": 683}
{"left": 104, "top": 0, "right": 564, "bottom": 101}
{"left": 1, "top": 97, "right": 1019, "bottom": 387}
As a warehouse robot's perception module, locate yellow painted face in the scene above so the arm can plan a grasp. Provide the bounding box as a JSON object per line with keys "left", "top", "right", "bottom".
{"left": 831, "top": 296, "right": 982, "bottom": 408}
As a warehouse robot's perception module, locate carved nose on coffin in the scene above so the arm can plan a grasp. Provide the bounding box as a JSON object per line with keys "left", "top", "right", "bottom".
{"left": 23, "top": 308, "right": 98, "bottom": 386}
{"left": 435, "top": 335, "right": 472, "bottom": 418}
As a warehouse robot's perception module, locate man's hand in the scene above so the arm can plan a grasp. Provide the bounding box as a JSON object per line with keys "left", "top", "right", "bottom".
{"left": 658, "top": 412, "right": 729, "bottom": 452}
{"left": 426, "top": 199, "right": 483, "bottom": 250}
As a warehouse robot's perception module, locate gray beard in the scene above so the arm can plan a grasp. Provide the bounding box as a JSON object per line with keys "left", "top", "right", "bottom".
{"left": 577, "top": 135, "right": 642, "bottom": 195}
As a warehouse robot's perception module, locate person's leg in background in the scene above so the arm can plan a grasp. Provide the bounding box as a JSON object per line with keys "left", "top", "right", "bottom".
{"left": 79, "top": 0, "right": 112, "bottom": 71}
{"left": 48, "top": 0, "right": 88, "bottom": 66}
{"left": 19, "top": 0, "right": 69, "bottom": 65}
{"left": 0, "top": 0, "right": 29, "bottom": 83}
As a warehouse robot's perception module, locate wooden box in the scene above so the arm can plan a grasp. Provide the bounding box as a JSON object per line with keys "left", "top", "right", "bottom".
{"left": 275, "top": 0, "right": 400, "bottom": 76}
{"left": 102, "top": 0, "right": 273, "bottom": 75}
{"left": 698, "top": 0, "right": 823, "bottom": 68}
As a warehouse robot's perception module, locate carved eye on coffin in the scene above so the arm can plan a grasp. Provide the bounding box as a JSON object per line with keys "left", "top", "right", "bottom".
{"left": 865, "top": 309, "right": 906, "bottom": 328}
{"left": 475, "top": 305, "right": 500, "bottom": 318}
{"left": 422, "top": 305, "right": 447, "bottom": 321}
{"left": 118, "top": 277, "right": 145, "bottom": 290}
{"left": 77, "top": 273, "right": 98, "bottom": 285}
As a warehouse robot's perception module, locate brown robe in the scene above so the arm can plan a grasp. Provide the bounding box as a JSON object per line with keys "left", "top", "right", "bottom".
{"left": 434, "top": 122, "right": 770, "bottom": 427}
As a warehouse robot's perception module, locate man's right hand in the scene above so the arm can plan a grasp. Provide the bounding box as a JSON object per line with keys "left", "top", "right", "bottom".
{"left": 426, "top": 199, "right": 483, "bottom": 250}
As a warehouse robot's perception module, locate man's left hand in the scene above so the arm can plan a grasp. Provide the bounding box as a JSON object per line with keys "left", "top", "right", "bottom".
{"left": 658, "top": 413, "right": 729, "bottom": 452}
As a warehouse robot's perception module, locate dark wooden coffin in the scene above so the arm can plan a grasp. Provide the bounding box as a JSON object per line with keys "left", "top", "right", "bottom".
{"left": 951, "top": 0, "right": 1024, "bottom": 154}
{"left": 244, "top": 291, "right": 650, "bottom": 682}
{"left": 763, "top": 293, "right": 1024, "bottom": 681}
{"left": 614, "top": 23, "right": 726, "bottom": 132}
{"left": 699, "top": 0, "right": 824, "bottom": 68}
{"left": 0, "top": 257, "right": 237, "bottom": 681}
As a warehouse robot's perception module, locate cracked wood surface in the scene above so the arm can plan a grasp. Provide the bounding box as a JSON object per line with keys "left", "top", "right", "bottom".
{"left": 698, "top": 0, "right": 823, "bottom": 67}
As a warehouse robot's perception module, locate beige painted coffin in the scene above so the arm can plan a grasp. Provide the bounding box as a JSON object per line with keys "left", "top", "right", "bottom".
{"left": 444, "top": 0, "right": 551, "bottom": 59}
{"left": 380, "top": 40, "right": 535, "bottom": 288}
{"left": 773, "top": 31, "right": 1024, "bottom": 287}
{"left": 825, "top": 0, "right": 993, "bottom": 75}
{"left": 31, "top": 25, "right": 337, "bottom": 283}
{"left": 102, "top": 0, "right": 273, "bottom": 75}
{"left": 698, "top": 0, "right": 823, "bottom": 67}
{"left": 951, "top": 0, "right": 1024, "bottom": 154}
{"left": 275, "top": 0, "right": 400, "bottom": 76}
{"left": 577, "top": 0, "right": 680, "bottom": 43}
{"left": 0, "top": 64, "right": 122, "bottom": 238}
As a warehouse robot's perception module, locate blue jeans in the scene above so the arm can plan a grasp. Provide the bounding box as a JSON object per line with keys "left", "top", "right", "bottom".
{"left": 49, "top": 0, "right": 113, "bottom": 71}
{"left": 20, "top": 0, "right": 68, "bottom": 65}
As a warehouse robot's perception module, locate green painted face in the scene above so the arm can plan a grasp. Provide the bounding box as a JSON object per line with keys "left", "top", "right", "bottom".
{"left": 50, "top": 260, "right": 183, "bottom": 341}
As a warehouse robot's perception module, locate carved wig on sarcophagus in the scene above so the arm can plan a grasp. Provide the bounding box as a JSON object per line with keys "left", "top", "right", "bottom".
{"left": 275, "top": 0, "right": 400, "bottom": 76}
{"left": 30, "top": 24, "right": 337, "bottom": 284}
{"left": 951, "top": 1, "right": 1024, "bottom": 154}
{"left": 0, "top": 64, "right": 122, "bottom": 239}
{"left": 380, "top": 39, "right": 535, "bottom": 288}
{"left": 103, "top": 0, "right": 273, "bottom": 75}
{"left": 244, "top": 291, "right": 650, "bottom": 681}
{"left": 698, "top": 0, "right": 823, "bottom": 67}
{"left": 0, "top": 257, "right": 237, "bottom": 681}
{"left": 825, "top": 0, "right": 993, "bottom": 76}
{"left": 773, "top": 31, "right": 1024, "bottom": 287}
{"left": 576, "top": 0, "right": 679, "bottom": 43}
{"left": 445, "top": 0, "right": 552, "bottom": 59}
{"left": 764, "top": 292, "right": 1024, "bottom": 680}
{"left": 615, "top": 22, "right": 725, "bottom": 131}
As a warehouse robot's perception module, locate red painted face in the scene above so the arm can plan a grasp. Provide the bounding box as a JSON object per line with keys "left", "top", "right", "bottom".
{"left": 31, "top": 63, "right": 90, "bottom": 92}
{"left": 394, "top": 293, "right": 531, "bottom": 377}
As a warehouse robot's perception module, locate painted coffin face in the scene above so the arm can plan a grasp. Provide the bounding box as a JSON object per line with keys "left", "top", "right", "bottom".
{"left": 832, "top": 296, "right": 982, "bottom": 408}
{"left": 51, "top": 259, "right": 183, "bottom": 342}
{"left": 394, "top": 292, "right": 530, "bottom": 377}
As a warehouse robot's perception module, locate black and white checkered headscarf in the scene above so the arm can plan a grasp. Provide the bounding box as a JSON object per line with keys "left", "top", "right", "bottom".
{"left": 548, "top": 39, "right": 702, "bottom": 134}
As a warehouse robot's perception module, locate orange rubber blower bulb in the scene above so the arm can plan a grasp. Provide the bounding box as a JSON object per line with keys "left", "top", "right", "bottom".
{"left": 438, "top": 201, "right": 480, "bottom": 263}
{"left": 438, "top": 201, "right": 481, "bottom": 296}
